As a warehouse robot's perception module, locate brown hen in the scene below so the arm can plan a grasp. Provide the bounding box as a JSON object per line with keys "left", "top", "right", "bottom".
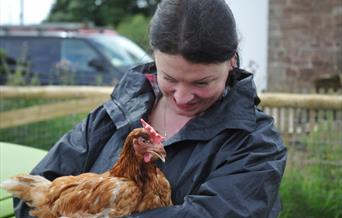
{"left": 0, "top": 119, "right": 172, "bottom": 218}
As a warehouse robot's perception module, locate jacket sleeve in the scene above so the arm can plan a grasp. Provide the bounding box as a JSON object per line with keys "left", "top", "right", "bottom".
{"left": 128, "top": 112, "right": 287, "bottom": 218}
{"left": 14, "top": 104, "right": 116, "bottom": 218}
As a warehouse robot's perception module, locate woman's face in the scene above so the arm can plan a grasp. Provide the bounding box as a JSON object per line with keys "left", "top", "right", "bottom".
{"left": 155, "top": 50, "right": 234, "bottom": 117}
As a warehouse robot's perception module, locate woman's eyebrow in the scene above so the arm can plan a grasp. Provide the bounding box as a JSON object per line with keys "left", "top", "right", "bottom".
{"left": 161, "top": 70, "right": 216, "bottom": 81}
{"left": 161, "top": 71, "right": 174, "bottom": 78}
{"left": 194, "top": 76, "right": 216, "bottom": 82}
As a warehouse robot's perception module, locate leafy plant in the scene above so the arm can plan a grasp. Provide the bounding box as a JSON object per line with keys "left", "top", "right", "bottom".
{"left": 0, "top": 49, "right": 10, "bottom": 78}
{"left": 1, "top": 43, "right": 33, "bottom": 86}
{"left": 54, "top": 60, "right": 76, "bottom": 85}
{"left": 29, "top": 73, "right": 41, "bottom": 86}
{"left": 95, "top": 74, "right": 104, "bottom": 86}
{"left": 6, "top": 69, "right": 26, "bottom": 86}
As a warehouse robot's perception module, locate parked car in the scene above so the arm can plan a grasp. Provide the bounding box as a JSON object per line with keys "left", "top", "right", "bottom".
{"left": 0, "top": 24, "right": 152, "bottom": 86}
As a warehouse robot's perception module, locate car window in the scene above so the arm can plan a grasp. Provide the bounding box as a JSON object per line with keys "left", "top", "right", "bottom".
{"left": 111, "top": 36, "right": 152, "bottom": 63}
{"left": 0, "top": 37, "right": 60, "bottom": 73}
{"left": 88, "top": 35, "right": 152, "bottom": 68}
{"left": 61, "top": 39, "right": 101, "bottom": 72}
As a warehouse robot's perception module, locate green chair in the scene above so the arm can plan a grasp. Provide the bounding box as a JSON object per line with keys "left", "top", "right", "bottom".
{"left": 0, "top": 142, "right": 47, "bottom": 218}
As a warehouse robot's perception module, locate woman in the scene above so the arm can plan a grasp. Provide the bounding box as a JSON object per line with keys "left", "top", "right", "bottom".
{"left": 15, "top": 0, "right": 287, "bottom": 217}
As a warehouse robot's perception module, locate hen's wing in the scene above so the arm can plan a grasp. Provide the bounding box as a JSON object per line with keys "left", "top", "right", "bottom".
{"left": 136, "top": 168, "right": 172, "bottom": 212}
{"left": 33, "top": 173, "right": 142, "bottom": 218}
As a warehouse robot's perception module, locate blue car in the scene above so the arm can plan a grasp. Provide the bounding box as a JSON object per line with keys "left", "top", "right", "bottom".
{"left": 0, "top": 24, "right": 152, "bottom": 86}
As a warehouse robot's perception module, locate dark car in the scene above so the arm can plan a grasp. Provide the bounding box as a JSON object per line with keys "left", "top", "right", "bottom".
{"left": 0, "top": 24, "right": 152, "bottom": 85}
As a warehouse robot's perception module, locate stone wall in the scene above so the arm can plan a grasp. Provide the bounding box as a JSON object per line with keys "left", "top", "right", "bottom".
{"left": 267, "top": 0, "right": 342, "bottom": 93}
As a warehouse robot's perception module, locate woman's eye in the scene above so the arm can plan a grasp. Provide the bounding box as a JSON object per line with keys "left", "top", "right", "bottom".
{"left": 164, "top": 76, "right": 177, "bottom": 83}
{"left": 194, "top": 81, "right": 209, "bottom": 87}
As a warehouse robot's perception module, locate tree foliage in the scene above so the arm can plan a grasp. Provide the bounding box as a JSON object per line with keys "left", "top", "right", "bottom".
{"left": 46, "top": 0, "right": 160, "bottom": 27}
{"left": 117, "top": 14, "right": 151, "bottom": 51}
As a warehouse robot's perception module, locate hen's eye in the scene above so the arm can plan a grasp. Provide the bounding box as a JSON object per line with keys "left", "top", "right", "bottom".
{"left": 140, "top": 135, "right": 151, "bottom": 144}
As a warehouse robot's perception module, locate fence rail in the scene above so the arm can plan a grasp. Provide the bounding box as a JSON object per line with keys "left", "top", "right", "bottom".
{"left": 258, "top": 93, "right": 342, "bottom": 110}
{"left": 0, "top": 86, "right": 112, "bottom": 128}
{"left": 1, "top": 86, "right": 341, "bottom": 145}
{"left": 0, "top": 86, "right": 113, "bottom": 99}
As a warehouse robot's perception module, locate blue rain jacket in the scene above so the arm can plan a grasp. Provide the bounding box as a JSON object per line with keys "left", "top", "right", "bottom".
{"left": 15, "top": 63, "right": 287, "bottom": 218}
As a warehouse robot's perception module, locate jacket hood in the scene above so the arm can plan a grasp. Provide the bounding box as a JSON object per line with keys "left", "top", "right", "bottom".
{"left": 104, "top": 63, "right": 259, "bottom": 143}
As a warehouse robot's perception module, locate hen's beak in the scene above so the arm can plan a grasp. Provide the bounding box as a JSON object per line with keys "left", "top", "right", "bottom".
{"left": 148, "top": 144, "right": 166, "bottom": 162}
{"left": 148, "top": 150, "right": 166, "bottom": 162}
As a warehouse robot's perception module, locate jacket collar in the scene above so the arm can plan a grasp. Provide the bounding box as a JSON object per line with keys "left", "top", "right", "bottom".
{"left": 104, "top": 63, "right": 258, "bottom": 143}
{"left": 170, "top": 74, "right": 257, "bottom": 144}
{"left": 104, "top": 65, "right": 156, "bottom": 131}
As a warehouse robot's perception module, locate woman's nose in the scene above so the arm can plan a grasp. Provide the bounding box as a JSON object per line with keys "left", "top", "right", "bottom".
{"left": 173, "top": 86, "right": 194, "bottom": 105}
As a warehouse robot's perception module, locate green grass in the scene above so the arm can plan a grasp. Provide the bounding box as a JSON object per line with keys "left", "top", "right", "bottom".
{"left": 0, "top": 113, "right": 86, "bottom": 150}
{"left": 279, "top": 120, "right": 342, "bottom": 218}
{"left": 280, "top": 157, "right": 342, "bottom": 218}
{"left": 0, "top": 97, "right": 67, "bottom": 112}
{"left": 0, "top": 98, "right": 87, "bottom": 150}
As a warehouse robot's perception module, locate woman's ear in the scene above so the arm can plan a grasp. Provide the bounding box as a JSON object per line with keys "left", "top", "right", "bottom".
{"left": 229, "top": 53, "right": 238, "bottom": 69}
{"left": 226, "top": 60, "right": 233, "bottom": 73}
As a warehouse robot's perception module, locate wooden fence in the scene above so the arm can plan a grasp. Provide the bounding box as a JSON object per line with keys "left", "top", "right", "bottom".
{"left": 259, "top": 93, "right": 342, "bottom": 144}
{"left": 1, "top": 86, "right": 341, "bottom": 145}
{"left": 0, "top": 86, "right": 112, "bottom": 128}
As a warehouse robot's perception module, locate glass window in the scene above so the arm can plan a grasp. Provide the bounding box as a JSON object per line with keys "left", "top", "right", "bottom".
{"left": 0, "top": 37, "right": 60, "bottom": 74}
{"left": 61, "top": 39, "right": 101, "bottom": 72}
{"left": 88, "top": 35, "right": 152, "bottom": 68}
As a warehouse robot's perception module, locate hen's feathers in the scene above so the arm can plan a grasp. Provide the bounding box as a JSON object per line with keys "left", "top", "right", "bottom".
{"left": 137, "top": 168, "right": 173, "bottom": 212}
{"left": 44, "top": 174, "right": 142, "bottom": 217}
{"left": 2, "top": 174, "right": 142, "bottom": 218}
{"left": 1, "top": 121, "right": 172, "bottom": 218}
{"left": 0, "top": 174, "right": 51, "bottom": 207}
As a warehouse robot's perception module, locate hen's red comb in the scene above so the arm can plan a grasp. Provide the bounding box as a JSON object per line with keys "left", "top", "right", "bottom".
{"left": 140, "top": 119, "right": 165, "bottom": 144}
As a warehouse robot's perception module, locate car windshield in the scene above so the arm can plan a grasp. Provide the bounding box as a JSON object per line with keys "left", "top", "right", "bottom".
{"left": 89, "top": 35, "right": 152, "bottom": 68}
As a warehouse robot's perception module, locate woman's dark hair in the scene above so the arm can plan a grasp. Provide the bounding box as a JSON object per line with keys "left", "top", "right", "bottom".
{"left": 149, "top": 0, "right": 239, "bottom": 64}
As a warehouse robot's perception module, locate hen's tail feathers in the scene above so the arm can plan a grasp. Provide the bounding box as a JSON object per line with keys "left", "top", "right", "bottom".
{"left": 0, "top": 174, "right": 51, "bottom": 207}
